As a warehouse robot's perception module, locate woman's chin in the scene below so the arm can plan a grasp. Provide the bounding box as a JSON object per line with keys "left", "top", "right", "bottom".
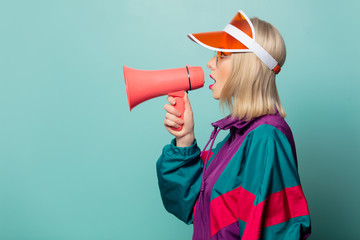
{"left": 212, "top": 92, "right": 220, "bottom": 100}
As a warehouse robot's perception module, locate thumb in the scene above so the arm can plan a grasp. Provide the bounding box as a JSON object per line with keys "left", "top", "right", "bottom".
{"left": 183, "top": 92, "right": 192, "bottom": 111}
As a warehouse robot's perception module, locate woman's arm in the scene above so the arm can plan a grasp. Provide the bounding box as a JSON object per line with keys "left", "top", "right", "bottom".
{"left": 241, "top": 125, "right": 311, "bottom": 239}
{"left": 156, "top": 139, "right": 203, "bottom": 224}
{"left": 157, "top": 93, "right": 202, "bottom": 224}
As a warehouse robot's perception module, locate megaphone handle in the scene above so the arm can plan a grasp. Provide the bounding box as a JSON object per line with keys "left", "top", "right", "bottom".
{"left": 168, "top": 91, "right": 185, "bottom": 131}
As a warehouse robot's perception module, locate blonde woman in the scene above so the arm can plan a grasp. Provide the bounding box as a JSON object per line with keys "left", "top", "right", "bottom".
{"left": 157, "top": 10, "right": 311, "bottom": 240}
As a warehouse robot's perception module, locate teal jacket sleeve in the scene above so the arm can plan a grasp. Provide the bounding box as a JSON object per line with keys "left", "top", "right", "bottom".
{"left": 156, "top": 139, "right": 203, "bottom": 224}
{"left": 239, "top": 125, "right": 311, "bottom": 239}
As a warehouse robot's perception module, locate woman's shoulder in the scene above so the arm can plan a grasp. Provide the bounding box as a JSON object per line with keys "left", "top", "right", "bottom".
{"left": 242, "top": 122, "right": 294, "bottom": 152}
{"left": 251, "top": 123, "right": 285, "bottom": 138}
{"left": 245, "top": 114, "right": 295, "bottom": 147}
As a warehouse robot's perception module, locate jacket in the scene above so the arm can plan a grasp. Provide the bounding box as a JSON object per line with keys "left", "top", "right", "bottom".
{"left": 156, "top": 113, "right": 311, "bottom": 240}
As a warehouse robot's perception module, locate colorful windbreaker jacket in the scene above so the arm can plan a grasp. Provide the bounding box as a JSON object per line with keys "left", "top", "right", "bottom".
{"left": 157, "top": 113, "right": 311, "bottom": 240}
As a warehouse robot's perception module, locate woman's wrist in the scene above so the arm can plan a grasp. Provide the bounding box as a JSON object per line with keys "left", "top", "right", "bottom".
{"left": 176, "top": 133, "right": 195, "bottom": 148}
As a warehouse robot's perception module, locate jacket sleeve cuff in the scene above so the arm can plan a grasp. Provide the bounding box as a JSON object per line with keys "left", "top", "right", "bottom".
{"left": 168, "top": 138, "right": 200, "bottom": 157}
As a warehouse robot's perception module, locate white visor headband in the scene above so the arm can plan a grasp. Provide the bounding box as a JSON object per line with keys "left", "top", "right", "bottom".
{"left": 223, "top": 24, "right": 281, "bottom": 74}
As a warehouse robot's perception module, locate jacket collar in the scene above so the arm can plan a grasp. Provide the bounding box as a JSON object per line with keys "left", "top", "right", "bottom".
{"left": 212, "top": 112, "right": 280, "bottom": 132}
{"left": 211, "top": 115, "right": 252, "bottom": 131}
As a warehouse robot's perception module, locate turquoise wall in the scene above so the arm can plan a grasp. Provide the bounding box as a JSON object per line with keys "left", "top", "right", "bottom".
{"left": 1, "top": 0, "right": 359, "bottom": 239}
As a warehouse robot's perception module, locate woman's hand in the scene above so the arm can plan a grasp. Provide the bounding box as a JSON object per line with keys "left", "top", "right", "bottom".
{"left": 164, "top": 93, "right": 195, "bottom": 147}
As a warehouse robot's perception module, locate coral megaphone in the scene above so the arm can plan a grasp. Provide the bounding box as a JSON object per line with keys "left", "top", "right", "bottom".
{"left": 123, "top": 65, "right": 204, "bottom": 130}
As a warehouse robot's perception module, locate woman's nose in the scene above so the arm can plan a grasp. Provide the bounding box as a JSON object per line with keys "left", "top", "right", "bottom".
{"left": 207, "top": 57, "right": 216, "bottom": 71}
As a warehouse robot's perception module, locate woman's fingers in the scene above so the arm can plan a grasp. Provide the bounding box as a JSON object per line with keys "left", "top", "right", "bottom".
{"left": 164, "top": 103, "right": 181, "bottom": 117}
{"left": 163, "top": 93, "right": 195, "bottom": 145}
{"left": 165, "top": 113, "right": 184, "bottom": 125}
{"left": 164, "top": 119, "right": 180, "bottom": 130}
{"left": 167, "top": 96, "right": 176, "bottom": 105}
{"left": 164, "top": 111, "right": 184, "bottom": 130}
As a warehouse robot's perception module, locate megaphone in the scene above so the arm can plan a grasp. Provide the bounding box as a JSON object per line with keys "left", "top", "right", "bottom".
{"left": 123, "top": 65, "right": 204, "bottom": 130}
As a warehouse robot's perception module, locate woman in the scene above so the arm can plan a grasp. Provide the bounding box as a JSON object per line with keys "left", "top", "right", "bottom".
{"left": 156, "top": 10, "right": 311, "bottom": 240}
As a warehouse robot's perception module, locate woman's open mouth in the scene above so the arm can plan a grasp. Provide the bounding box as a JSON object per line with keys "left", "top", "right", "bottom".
{"left": 209, "top": 75, "right": 215, "bottom": 89}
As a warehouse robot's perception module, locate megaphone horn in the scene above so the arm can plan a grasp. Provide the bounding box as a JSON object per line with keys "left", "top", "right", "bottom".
{"left": 123, "top": 65, "right": 204, "bottom": 130}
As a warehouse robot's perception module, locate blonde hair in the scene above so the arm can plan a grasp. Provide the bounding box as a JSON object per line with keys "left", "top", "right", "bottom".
{"left": 220, "top": 17, "right": 287, "bottom": 121}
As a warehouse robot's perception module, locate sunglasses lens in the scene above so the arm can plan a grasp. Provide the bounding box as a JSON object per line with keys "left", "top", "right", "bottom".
{"left": 214, "top": 51, "right": 232, "bottom": 66}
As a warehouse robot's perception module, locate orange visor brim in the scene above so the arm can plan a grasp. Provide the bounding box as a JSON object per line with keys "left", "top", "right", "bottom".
{"left": 187, "top": 11, "right": 255, "bottom": 53}
{"left": 188, "top": 31, "right": 251, "bottom": 52}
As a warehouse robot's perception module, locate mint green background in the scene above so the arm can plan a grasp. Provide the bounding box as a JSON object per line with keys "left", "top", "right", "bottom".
{"left": 1, "top": 0, "right": 359, "bottom": 239}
